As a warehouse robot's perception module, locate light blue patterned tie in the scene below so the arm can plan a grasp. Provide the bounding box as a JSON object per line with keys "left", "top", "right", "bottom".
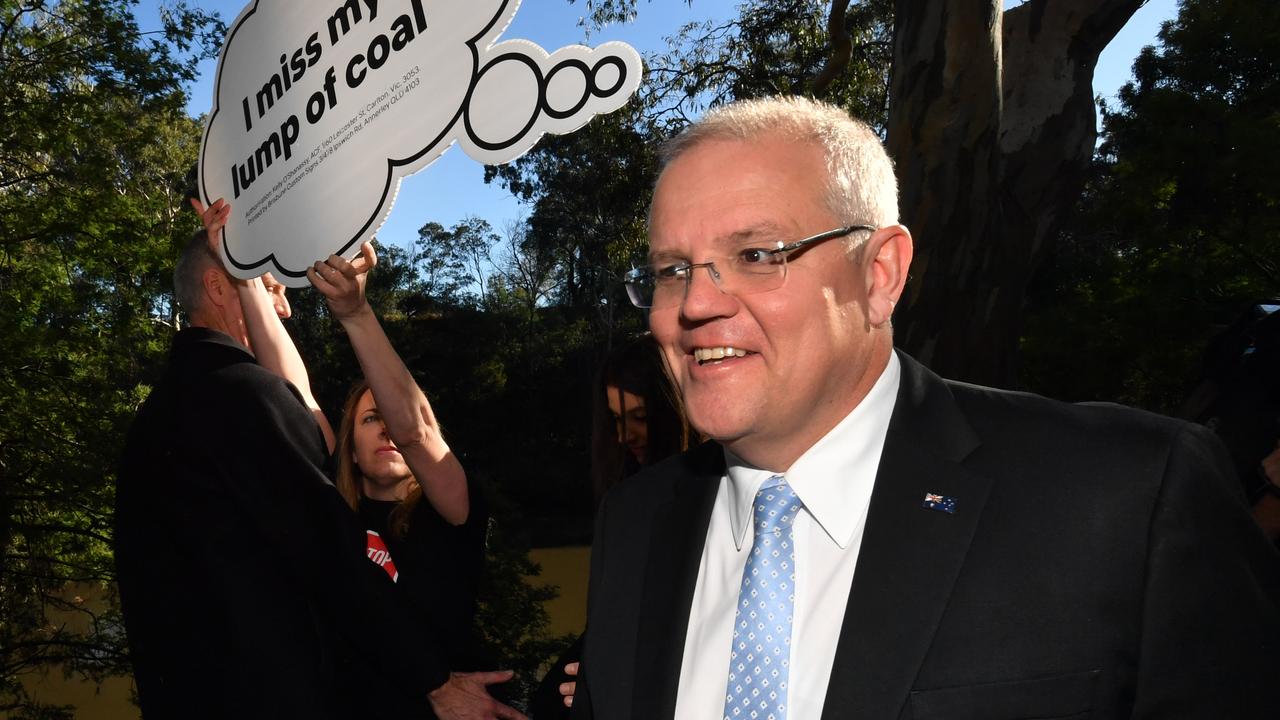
{"left": 723, "top": 475, "right": 803, "bottom": 720}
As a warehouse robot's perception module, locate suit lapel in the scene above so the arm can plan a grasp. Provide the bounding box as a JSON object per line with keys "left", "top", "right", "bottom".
{"left": 631, "top": 443, "right": 723, "bottom": 719}
{"left": 822, "top": 353, "right": 993, "bottom": 720}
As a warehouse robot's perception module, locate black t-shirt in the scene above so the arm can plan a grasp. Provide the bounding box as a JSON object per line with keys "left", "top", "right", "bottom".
{"left": 357, "top": 490, "right": 489, "bottom": 668}
{"left": 335, "top": 486, "right": 490, "bottom": 718}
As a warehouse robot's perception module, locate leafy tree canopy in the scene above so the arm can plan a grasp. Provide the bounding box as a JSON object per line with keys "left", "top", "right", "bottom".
{"left": 0, "top": 0, "right": 221, "bottom": 715}
{"left": 1020, "top": 0, "right": 1279, "bottom": 411}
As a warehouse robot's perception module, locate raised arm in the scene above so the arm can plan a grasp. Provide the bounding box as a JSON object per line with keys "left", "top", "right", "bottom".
{"left": 309, "top": 244, "right": 469, "bottom": 525}
{"left": 191, "top": 197, "right": 336, "bottom": 452}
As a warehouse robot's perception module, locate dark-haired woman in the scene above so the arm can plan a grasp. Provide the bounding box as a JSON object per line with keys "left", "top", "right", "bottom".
{"left": 589, "top": 334, "right": 691, "bottom": 505}
{"left": 531, "top": 334, "right": 692, "bottom": 718}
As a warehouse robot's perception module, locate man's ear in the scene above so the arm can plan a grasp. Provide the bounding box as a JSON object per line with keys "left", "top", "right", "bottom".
{"left": 862, "top": 224, "right": 913, "bottom": 328}
{"left": 202, "top": 266, "right": 231, "bottom": 308}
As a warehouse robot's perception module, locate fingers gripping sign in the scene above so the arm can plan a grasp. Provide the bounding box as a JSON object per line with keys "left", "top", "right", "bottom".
{"left": 198, "top": 0, "right": 642, "bottom": 288}
{"left": 190, "top": 196, "right": 232, "bottom": 253}
{"left": 307, "top": 241, "right": 377, "bottom": 320}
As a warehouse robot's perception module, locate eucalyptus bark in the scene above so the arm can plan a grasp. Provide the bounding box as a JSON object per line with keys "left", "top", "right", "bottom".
{"left": 812, "top": 0, "right": 854, "bottom": 95}
{"left": 886, "top": 0, "right": 1143, "bottom": 386}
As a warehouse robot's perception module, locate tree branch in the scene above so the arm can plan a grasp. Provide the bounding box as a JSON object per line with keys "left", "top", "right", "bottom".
{"left": 810, "top": 0, "right": 853, "bottom": 96}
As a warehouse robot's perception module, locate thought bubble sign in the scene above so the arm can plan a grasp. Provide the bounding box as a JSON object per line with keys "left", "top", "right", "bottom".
{"left": 198, "top": 0, "right": 642, "bottom": 286}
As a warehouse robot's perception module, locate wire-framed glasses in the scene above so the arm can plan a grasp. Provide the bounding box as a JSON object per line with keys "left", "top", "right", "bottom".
{"left": 624, "top": 225, "right": 876, "bottom": 309}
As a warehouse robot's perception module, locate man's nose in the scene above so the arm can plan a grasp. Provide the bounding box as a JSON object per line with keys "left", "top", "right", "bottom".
{"left": 681, "top": 263, "right": 737, "bottom": 320}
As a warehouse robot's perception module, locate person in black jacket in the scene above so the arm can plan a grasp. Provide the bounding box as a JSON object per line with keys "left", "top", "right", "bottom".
{"left": 570, "top": 95, "right": 1280, "bottom": 720}
{"left": 1179, "top": 302, "right": 1280, "bottom": 542}
{"left": 115, "top": 220, "right": 525, "bottom": 718}
{"left": 530, "top": 334, "right": 692, "bottom": 718}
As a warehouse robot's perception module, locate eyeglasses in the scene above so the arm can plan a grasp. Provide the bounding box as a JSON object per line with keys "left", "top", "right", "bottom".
{"left": 624, "top": 225, "right": 876, "bottom": 309}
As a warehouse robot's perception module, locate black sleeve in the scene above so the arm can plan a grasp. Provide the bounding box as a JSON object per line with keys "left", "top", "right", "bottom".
{"left": 569, "top": 490, "right": 611, "bottom": 720}
{"left": 449, "top": 478, "right": 490, "bottom": 591}
{"left": 403, "top": 480, "right": 491, "bottom": 670}
{"left": 530, "top": 635, "right": 581, "bottom": 720}
{"left": 1132, "top": 423, "right": 1280, "bottom": 717}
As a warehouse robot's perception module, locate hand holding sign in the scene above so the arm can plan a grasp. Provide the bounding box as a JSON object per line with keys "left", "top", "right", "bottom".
{"left": 199, "top": 0, "right": 642, "bottom": 287}
{"left": 307, "top": 242, "right": 376, "bottom": 321}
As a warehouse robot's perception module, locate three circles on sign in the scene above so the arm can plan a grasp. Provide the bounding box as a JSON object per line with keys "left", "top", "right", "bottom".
{"left": 464, "top": 53, "right": 631, "bottom": 152}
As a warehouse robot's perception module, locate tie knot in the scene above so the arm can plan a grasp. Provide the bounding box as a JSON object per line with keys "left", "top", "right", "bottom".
{"left": 754, "top": 475, "right": 802, "bottom": 535}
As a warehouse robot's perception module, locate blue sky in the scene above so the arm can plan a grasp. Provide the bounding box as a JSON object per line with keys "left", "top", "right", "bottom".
{"left": 153, "top": 0, "right": 1178, "bottom": 253}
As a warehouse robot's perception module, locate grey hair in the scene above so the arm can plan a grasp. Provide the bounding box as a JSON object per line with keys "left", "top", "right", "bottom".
{"left": 656, "top": 96, "right": 899, "bottom": 240}
{"left": 173, "top": 228, "right": 220, "bottom": 315}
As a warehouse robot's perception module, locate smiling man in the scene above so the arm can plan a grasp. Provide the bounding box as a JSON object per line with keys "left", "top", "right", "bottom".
{"left": 571, "top": 97, "right": 1279, "bottom": 719}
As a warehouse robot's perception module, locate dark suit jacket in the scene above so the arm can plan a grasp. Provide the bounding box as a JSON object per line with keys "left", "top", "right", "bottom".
{"left": 115, "top": 328, "right": 447, "bottom": 719}
{"left": 573, "top": 353, "right": 1280, "bottom": 719}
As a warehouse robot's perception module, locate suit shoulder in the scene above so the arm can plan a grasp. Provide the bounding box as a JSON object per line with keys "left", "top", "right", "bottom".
{"left": 602, "top": 441, "right": 722, "bottom": 508}
{"left": 156, "top": 343, "right": 316, "bottom": 452}
{"left": 944, "top": 379, "right": 1190, "bottom": 450}
{"left": 938, "top": 380, "right": 1233, "bottom": 502}
{"left": 204, "top": 356, "right": 289, "bottom": 391}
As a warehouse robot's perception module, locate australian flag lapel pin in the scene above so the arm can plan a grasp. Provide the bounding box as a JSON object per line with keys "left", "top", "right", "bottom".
{"left": 923, "top": 492, "right": 957, "bottom": 514}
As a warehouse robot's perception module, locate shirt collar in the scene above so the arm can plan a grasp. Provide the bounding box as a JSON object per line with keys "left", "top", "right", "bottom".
{"left": 724, "top": 352, "right": 901, "bottom": 550}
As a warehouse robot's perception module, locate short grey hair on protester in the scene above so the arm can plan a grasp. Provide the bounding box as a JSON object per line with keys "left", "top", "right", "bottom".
{"left": 173, "top": 228, "right": 221, "bottom": 315}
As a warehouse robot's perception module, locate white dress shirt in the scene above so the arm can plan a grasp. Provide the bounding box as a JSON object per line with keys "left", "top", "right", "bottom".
{"left": 674, "top": 352, "right": 901, "bottom": 719}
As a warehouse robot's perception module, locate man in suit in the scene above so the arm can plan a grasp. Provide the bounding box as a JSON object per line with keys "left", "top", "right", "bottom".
{"left": 115, "top": 228, "right": 524, "bottom": 718}
{"left": 571, "top": 96, "right": 1280, "bottom": 718}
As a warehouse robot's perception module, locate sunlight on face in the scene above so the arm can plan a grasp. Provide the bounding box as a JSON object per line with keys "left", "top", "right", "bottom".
{"left": 351, "top": 390, "right": 412, "bottom": 500}
{"left": 647, "top": 135, "right": 878, "bottom": 469}
{"left": 261, "top": 272, "right": 291, "bottom": 320}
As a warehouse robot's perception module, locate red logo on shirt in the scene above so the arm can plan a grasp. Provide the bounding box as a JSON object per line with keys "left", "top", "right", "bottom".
{"left": 365, "top": 530, "right": 398, "bottom": 582}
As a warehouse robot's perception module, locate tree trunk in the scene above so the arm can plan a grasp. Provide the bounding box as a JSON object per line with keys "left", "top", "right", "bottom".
{"left": 886, "top": 0, "right": 1006, "bottom": 384}
{"left": 886, "top": 0, "right": 1143, "bottom": 387}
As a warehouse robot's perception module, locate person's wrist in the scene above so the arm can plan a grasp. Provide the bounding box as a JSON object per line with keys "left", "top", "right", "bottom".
{"left": 333, "top": 300, "right": 374, "bottom": 323}
{"left": 426, "top": 673, "right": 456, "bottom": 705}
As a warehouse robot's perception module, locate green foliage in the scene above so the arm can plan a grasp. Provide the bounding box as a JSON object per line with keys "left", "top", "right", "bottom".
{"left": 0, "top": 0, "right": 222, "bottom": 713}
{"left": 568, "top": 0, "right": 693, "bottom": 30}
{"left": 486, "top": 101, "right": 657, "bottom": 324}
{"left": 415, "top": 216, "right": 502, "bottom": 308}
{"left": 1020, "top": 0, "right": 1279, "bottom": 411}
{"left": 645, "top": 0, "right": 892, "bottom": 127}
{"left": 482, "top": 0, "right": 894, "bottom": 345}
{"left": 473, "top": 503, "right": 574, "bottom": 710}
